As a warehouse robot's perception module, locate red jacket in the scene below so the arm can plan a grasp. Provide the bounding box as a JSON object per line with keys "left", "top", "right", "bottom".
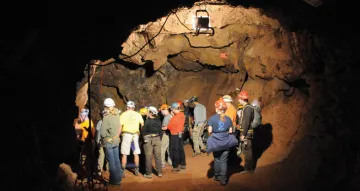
{"left": 167, "top": 112, "right": 185, "bottom": 135}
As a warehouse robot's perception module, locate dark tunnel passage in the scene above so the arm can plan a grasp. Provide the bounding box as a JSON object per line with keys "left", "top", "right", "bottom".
{"left": 4, "top": 0, "right": 360, "bottom": 191}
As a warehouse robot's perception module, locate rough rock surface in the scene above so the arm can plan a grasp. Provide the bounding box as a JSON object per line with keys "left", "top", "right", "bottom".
{"left": 73, "top": 1, "right": 360, "bottom": 190}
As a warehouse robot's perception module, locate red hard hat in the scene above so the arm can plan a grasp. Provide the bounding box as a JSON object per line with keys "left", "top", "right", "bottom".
{"left": 176, "top": 100, "right": 183, "bottom": 106}
{"left": 215, "top": 99, "right": 227, "bottom": 110}
{"left": 238, "top": 90, "right": 249, "bottom": 100}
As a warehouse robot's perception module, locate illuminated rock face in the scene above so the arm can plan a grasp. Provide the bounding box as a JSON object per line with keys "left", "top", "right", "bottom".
{"left": 74, "top": 1, "right": 359, "bottom": 190}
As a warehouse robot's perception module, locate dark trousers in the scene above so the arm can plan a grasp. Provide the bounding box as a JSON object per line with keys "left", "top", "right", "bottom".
{"left": 143, "top": 136, "right": 162, "bottom": 175}
{"left": 171, "top": 135, "right": 186, "bottom": 168}
{"left": 213, "top": 150, "right": 230, "bottom": 181}
{"left": 243, "top": 139, "right": 254, "bottom": 170}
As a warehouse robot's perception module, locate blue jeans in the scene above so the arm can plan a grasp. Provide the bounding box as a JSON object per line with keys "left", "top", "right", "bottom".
{"left": 105, "top": 146, "right": 122, "bottom": 184}
{"left": 213, "top": 150, "right": 229, "bottom": 181}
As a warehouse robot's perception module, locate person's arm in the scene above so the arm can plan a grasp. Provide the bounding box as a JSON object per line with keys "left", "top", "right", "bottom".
{"left": 119, "top": 113, "right": 124, "bottom": 136}
{"left": 142, "top": 119, "right": 149, "bottom": 135}
{"left": 193, "top": 106, "right": 198, "bottom": 124}
{"left": 162, "top": 115, "right": 171, "bottom": 130}
{"left": 100, "top": 120, "right": 106, "bottom": 138}
{"left": 95, "top": 120, "right": 102, "bottom": 143}
{"left": 156, "top": 119, "right": 162, "bottom": 135}
{"left": 117, "top": 124, "right": 122, "bottom": 137}
{"left": 139, "top": 113, "right": 144, "bottom": 128}
{"left": 207, "top": 126, "right": 213, "bottom": 135}
{"left": 229, "top": 125, "right": 233, "bottom": 134}
{"left": 240, "top": 106, "right": 253, "bottom": 139}
{"left": 91, "top": 121, "right": 95, "bottom": 138}
{"left": 161, "top": 125, "right": 168, "bottom": 130}
{"left": 74, "top": 120, "right": 82, "bottom": 129}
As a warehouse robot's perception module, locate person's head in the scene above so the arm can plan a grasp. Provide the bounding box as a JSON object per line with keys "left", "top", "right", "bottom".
{"left": 215, "top": 99, "right": 227, "bottom": 121}
{"left": 183, "top": 100, "right": 189, "bottom": 107}
{"left": 222, "top": 95, "right": 233, "bottom": 106}
{"left": 139, "top": 107, "right": 149, "bottom": 116}
{"left": 160, "top": 104, "right": 170, "bottom": 116}
{"left": 237, "top": 90, "right": 249, "bottom": 106}
{"left": 126, "top": 101, "right": 136, "bottom": 110}
{"left": 176, "top": 100, "right": 184, "bottom": 111}
{"left": 104, "top": 98, "right": 118, "bottom": 115}
{"left": 147, "top": 106, "right": 158, "bottom": 118}
{"left": 189, "top": 96, "right": 198, "bottom": 107}
{"left": 171, "top": 102, "right": 181, "bottom": 114}
{"left": 79, "top": 108, "right": 89, "bottom": 121}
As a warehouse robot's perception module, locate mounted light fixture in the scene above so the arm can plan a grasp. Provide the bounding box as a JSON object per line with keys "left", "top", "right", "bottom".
{"left": 192, "top": 9, "right": 214, "bottom": 36}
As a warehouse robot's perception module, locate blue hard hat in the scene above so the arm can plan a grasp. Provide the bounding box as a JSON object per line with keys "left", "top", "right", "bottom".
{"left": 171, "top": 102, "right": 180, "bottom": 109}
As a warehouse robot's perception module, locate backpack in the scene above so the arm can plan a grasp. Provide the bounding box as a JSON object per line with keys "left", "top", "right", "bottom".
{"left": 243, "top": 104, "right": 262, "bottom": 128}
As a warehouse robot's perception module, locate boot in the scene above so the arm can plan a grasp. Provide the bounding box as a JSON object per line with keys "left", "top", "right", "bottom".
{"left": 143, "top": 174, "right": 152, "bottom": 179}
{"left": 172, "top": 166, "right": 181, "bottom": 172}
{"left": 134, "top": 167, "right": 140, "bottom": 176}
{"left": 192, "top": 152, "right": 201, "bottom": 157}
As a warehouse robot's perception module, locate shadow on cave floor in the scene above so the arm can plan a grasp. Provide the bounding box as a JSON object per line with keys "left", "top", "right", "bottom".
{"left": 253, "top": 123, "right": 273, "bottom": 168}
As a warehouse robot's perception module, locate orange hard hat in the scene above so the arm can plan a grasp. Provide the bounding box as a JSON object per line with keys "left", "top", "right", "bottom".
{"left": 160, "top": 104, "right": 169, "bottom": 110}
{"left": 215, "top": 99, "right": 227, "bottom": 110}
{"left": 237, "top": 90, "right": 249, "bottom": 100}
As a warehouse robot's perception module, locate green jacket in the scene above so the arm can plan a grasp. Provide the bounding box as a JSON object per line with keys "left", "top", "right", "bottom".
{"left": 100, "top": 108, "right": 120, "bottom": 146}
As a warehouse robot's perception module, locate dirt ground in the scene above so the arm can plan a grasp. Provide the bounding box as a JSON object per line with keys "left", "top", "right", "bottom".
{"left": 99, "top": 144, "right": 276, "bottom": 191}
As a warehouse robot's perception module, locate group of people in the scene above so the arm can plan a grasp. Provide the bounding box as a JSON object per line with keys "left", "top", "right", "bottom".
{"left": 74, "top": 90, "right": 259, "bottom": 187}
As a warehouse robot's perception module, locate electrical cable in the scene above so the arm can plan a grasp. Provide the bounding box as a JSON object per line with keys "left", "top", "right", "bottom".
{"left": 181, "top": 33, "right": 234, "bottom": 49}
{"left": 90, "top": 11, "right": 176, "bottom": 67}
{"left": 89, "top": 5, "right": 230, "bottom": 68}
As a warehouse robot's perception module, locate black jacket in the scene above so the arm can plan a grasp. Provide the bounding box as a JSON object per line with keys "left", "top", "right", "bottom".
{"left": 240, "top": 104, "right": 254, "bottom": 138}
{"left": 142, "top": 117, "right": 162, "bottom": 136}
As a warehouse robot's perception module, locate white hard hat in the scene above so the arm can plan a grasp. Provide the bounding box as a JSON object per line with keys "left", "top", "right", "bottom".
{"left": 80, "top": 108, "right": 89, "bottom": 116}
{"left": 104, "top": 98, "right": 115, "bottom": 107}
{"left": 222, "top": 95, "right": 233, "bottom": 103}
{"left": 148, "top": 106, "right": 158, "bottom": 115}
{"left": 126, "top": 101, "right": 135, "bottom": 108}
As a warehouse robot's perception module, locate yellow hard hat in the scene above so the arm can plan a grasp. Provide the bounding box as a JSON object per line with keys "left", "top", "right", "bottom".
{"left": 139, "top": 107, "right": 148, "bottom": 115}
{"left": 237, "top": 103, "right": 244, "bottom": 109}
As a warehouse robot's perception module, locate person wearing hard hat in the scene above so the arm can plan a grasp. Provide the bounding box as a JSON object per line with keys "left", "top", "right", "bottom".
{"left": 99, "top": 98, "right": 122, "bottom": 186}
{"left": 176, "top": 100, "right": 184, "bottom": 111}
{"left": 167, "top": 102, "right": 186, "bottom": 172}
{"left": 159, "top": 104, "right": 173, "bottom": 168}
{"left": 237, "top": 90, "right": 255, "bottom": 174}
{"left": 222, "top": 95, "right": 237, "bottom": 127}
{"left": 74, "top": 108, "right": 95, "bottom": 143}
{"left": 183, "top": 100, "right": 192, "bottom": 145}
{"left": 138, "top": 107, "right": 148, "bottom": 173}
{"left": 142, "top": 106, "right": 163, "bottom": 178}
{"left": 95, "top": 110, "right": 110, "bottom": 178}
{"left": 74, "top": 108, "right": 95, "bottom": 179}
{"left": 206, "top": 99, "right": 238, "bottom": 186}
{"left": 119, "top": 101, "right": 144, "bottom": 177}
{"left": 139, "top": 107, "right": 148, "bottom": 121}
{"left": 189, "top": 96, "right": 207, "bottom": 157}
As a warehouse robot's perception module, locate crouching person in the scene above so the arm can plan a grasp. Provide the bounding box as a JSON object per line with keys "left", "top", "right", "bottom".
{"left": 206, "top": 99, "right": 238, "bottom": 186}
{"left": 142, "top": 106, "right": 163, "bottom": 178}
{"left": 100, "top": 98, "right": 122, "bottom": 186}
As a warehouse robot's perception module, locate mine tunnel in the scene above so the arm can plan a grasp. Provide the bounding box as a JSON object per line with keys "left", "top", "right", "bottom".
{"left": 8, "top": 0, "right": 360, "bottom": 191}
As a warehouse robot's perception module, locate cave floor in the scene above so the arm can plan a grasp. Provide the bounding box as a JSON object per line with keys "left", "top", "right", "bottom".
{"left": 102, "top": 144, "right": 275, "bottom": 191}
